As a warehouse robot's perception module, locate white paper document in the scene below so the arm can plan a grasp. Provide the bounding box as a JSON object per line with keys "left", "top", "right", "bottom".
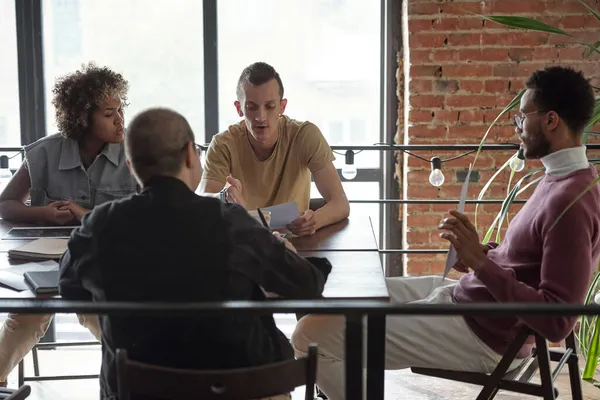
{"left": 443, "top": 165, "right": 472, "bottom": 280}
{"left": 261, "top": 201, "right": 301, "bottom": 229}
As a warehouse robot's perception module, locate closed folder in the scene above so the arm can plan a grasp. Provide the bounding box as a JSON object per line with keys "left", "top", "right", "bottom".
{"left": 23, "top": 270, "right": 59, "bottom": 295}
{"left": 8, "top": 238, "right": 68, "bottom": 261}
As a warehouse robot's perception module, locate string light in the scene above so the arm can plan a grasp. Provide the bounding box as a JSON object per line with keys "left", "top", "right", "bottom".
{"left": 342, "top": 150, "right": 357, "bottom": 180}
{"left": 509, "top": 148, "right": 525, "bottom": 172}
{"left": 429, "top": 156, "right": 445, "bottom": 187}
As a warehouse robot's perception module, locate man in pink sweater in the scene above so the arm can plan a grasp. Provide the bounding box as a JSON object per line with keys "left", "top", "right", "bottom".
{"left": 291, "top": 66, "right": 600, "bottom": 400}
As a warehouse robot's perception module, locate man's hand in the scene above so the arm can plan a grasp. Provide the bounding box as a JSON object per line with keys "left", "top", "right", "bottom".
{"left": 224, "top": 175, "right": 247, "bottom": 208}
{"left": 438, "top": 210, "right": 488, "bottom": 273}
{"left": 287, "top": 209, "right": 317, "bottom": 236}
{"left": 44, "top": 201, "right": 76, "bottom": 225}
{"left": 273, "top": 231, "right": 297, "bottom": 253}
{"left": 58, "top": 201, "right": 89, "bottom": 221}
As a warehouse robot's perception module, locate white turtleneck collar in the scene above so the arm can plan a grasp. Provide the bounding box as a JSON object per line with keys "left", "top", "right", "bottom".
{"left": 540, "top": 145, "right": 589, "bottom": 176}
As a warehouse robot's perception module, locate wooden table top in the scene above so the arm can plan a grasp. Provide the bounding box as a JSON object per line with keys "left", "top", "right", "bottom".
{"left": 0, "top": 216, "right": 389, "bottom": 301}
{"left": 305, "top": 251, "right": 388, "bottom": 300}
{"left": 291, "top": 216, "right": 378, "bottom": 252}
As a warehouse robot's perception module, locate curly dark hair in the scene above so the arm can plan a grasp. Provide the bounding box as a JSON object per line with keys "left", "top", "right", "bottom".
{"left": 525, "top": 66, "right": 595, "bottom": 135}
{"left": 52, "top": 62, "right": 129, "bottom": 140}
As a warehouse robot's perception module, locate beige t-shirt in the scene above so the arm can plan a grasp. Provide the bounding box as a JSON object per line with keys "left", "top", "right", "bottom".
{"left": 202, "top": 116, "right": 335, "bottom": 212}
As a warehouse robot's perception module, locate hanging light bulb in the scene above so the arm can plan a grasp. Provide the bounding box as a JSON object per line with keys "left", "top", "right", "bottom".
{"left": 341, "top": 150, "right": 357, "bottom": 180}
{"left": 509, "top": 147, "right": 525, "bottom": 172}
{"left": 429, "top": 156, "right": 445, "bottom": 187}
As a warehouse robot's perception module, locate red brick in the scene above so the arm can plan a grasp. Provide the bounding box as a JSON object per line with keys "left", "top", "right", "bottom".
{"left": 439, "top": 2, "right": 490, "bottom": 16}
{"left": 442, "top": 64, "right": 493, "bottom": 78}
{"left": 493, "top": 63, "right": 547, "bottom": 78}
{"left": 408, "top": 2, "right": 441, "bottom": 15}
{"left": 434, "top": 17, "right": 459, "bottom": 31}
{"left": 460, "top": 80, "right": 484, "bottom": 93}
{"left": 409, "top": 110, "right": 435, "bottom": 123}
{"left": 484, "top": 109, "right": 512, "bottom": 123}
{"left": 508, "top": 48, "right": 533, "bottom": 62}
{"left": 411, "top": 33, "right": 448, "bottom": 48}
{"left": 497, "top": 125, "right": 518, "bottom": 139}
{"left": 560, "top": 15, "right": 591, "bottom": 30}
{"left": 410, "top": 78, "right": 433, "bottom": 93}
{"left": 447, "top": 125, "right": 488, "bottom": 139}
{"left": 546, "top": 0, "right": 594, "bottom": 14}
{"left": 406, "top": 261, "right": 431, "bottom": 276}
{"left": 458, "top": 48, "right": 508, "bottom": 62}
{"left": 409, "top": 18, "right": 434, "bottom": 32}
{"left": 407, "top": 185, "right": 442, "bottom": 200}
{"left": 458, "top": 18, "right": 485, "bottom": 30}
{"left": 411, "top": 65, "right": 443, "bottom": 77}
{"left": 447, "top": 33, "right": 482, "bottom": 47}
{"left": 459, "top": 110, "right": 486, "bottom": 123}
{"left": 492, "top": 0, "right": 547, "bottom": 14}
{"left": 445, "top": 95, "right": 497, "bottom": 108}
{"left": 407, "top": 212, "right": 444, "bottom": 227}
{"left": 433, "top": 110, "right": 459, "bottom": 123}
{"left": 559, "top": 47, "right": 586, "bottom": 60}
{"left": 411, "top": 95, "right": 445, "bottom": 108}
{"left": 484, "top": 80, "right": 509, "bottom": 93}
{"left": 434, "top": 79, "right": 459, "bottom": 93}
{"left": 432, "top": 50, "right": 458, "bottom": 62}
{"left": 411, "top": 49, "right": 433, "bottom": 63}
{"left": 407, "top": 203, "right": 431, "bottom": 213}
{"left": 533, "top": 47, "right": 559, "bottom": 61}
{"left": 406, "top": 230, "right": 431, "bottom": 244}
{"left": 409, "top": 125, "right": 447, "bottom": 139}
{"left": 481, "top": 32, "right": 549, "bottom": 47}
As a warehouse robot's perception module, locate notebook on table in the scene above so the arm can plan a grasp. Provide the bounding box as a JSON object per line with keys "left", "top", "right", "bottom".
{"left": 8, "top": 238, "right": 69, "bottom": 261}
{"left": 23, "top": 270, "right": 59, "bottom": 295}
{"left": 4, "top": 226, "right": 77, "bottom": 240}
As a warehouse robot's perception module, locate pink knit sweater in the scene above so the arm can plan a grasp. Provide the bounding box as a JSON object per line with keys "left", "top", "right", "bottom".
{"left": 454, "top": 165, "right": 600, "bottom": 357}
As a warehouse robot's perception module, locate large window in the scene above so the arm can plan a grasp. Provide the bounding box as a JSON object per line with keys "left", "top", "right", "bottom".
{"left": 0, "top": 0, "right": 21, "bottom": 146}
{"left": 42, "top": 0, "right": 205, "bottom": 136}
{"left": 217, "top": 0, "right": 381, "bottom": 171}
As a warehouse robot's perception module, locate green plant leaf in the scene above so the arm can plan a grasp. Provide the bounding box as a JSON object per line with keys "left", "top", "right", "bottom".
{"left": 474, "top": 13, "right": 600, "bottom": 56}
{"left": 582, "top": 316, "right": 600, "bottom": 380}
{"left": 584, "top": 40, "right": 600, "bottom": 58}
{"left": 474, "top": 154, "right": 515, "bottom": 230}
{"left": 577, "top": 0, "right": 600, "bottom": 25}
{"left": 586, "top": 100, "right": 600, "bottom": 129}
{"left": 482, "top": 15, "right": 576, "bottom": 36}
{"left": 472, "top": 91, "right": 523, "bottom": 169}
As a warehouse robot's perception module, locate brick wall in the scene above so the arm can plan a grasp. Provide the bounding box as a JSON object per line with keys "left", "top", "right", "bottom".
{"left": 401, "top": 0, "right": 600, "bottom": 277}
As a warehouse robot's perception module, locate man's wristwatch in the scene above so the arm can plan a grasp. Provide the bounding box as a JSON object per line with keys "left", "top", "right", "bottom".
{"left": 219, "top": 188, "right": 229, "bottom": 203}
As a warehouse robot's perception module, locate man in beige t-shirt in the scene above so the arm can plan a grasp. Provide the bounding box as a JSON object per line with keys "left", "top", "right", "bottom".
{"left": 200, "top": 62, "right": 349, "bottom": 236}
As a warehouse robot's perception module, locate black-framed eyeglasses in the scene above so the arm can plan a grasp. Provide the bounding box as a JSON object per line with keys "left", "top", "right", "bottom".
{"left": 514, "top": 110, "right": 547, "bottom": 130}
{"left": 181, "top": 142, "right": 202, "bottom": 153}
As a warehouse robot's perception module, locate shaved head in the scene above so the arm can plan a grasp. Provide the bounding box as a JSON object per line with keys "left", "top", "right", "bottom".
{"left": 126, "top": 108, "right": 195, "bottom": 183}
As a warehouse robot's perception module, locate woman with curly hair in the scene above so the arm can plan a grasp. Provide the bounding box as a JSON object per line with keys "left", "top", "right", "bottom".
{"left": 0, "top": 63, "right": 136, "bottom": 386}
{"left": 0, "top": 62, "right": 136, "bottom": 224}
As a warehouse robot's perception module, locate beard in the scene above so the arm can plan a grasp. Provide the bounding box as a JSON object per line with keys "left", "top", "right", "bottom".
{"left": 521, "top": 122, "right": 551, "bottom": 159}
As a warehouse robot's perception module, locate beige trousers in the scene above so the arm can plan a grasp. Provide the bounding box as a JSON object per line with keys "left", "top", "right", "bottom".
{"left": 0, "top": 313, "right": 101, "bottom": 381}
{"left": 291, "top": 276, "right": 522, "bottom": 400}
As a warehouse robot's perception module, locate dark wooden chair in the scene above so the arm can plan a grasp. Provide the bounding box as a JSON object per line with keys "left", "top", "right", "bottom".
{"left": 411, "top": 326, "right": 583, "bottom": 400}
{"left": 0, "top": 385, "right": 31, "bottom": 400}
{"left": 116, "top": 344, "right": 318, "bottom": 400}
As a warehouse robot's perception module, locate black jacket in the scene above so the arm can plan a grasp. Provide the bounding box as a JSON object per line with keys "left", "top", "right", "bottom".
{"left": 58, "top": 176, "right": 332, "bottom": 400}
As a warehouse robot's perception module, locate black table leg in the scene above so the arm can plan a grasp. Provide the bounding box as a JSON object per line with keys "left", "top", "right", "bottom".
{"left": 367, "top": 314, "right": 385, "bottom": 400}
{"left": 345, "top": 314, "right": 363, "bottom": 400}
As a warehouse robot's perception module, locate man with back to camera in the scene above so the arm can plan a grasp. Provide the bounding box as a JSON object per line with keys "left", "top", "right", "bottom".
{"left": 291, "top": 66, "right": 600, "bottom": 399}
{"left": 59, "top": 107, "right": 333, "bottom": 400}
{"left": 200, "top": 61, "right": 350, "bottom": 236}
